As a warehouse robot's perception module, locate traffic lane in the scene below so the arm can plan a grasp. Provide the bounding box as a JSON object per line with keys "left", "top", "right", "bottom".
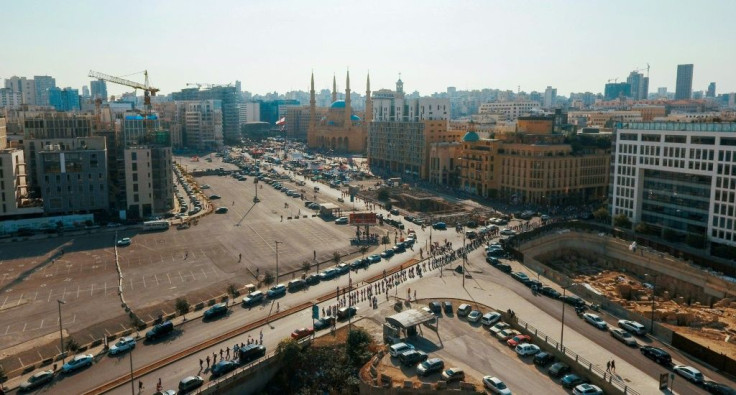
{"left": 470, "top": 254, "right": 709, "bottom": 395}
{"left": 427, "top": 314, "right": 565, "bottom": 394}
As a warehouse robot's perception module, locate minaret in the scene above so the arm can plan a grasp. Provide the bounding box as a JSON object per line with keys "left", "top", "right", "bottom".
{"left": 309, "top": 71, "right": 316, "bottom": 128}
{"left": 344, "top": 70, "right": 352, "bottom": 126}
{"left": 365, "top": 73, "right": 373, "bottom": 123}
{"left": 332, "top": 74, "right": 337, "bottom": 102}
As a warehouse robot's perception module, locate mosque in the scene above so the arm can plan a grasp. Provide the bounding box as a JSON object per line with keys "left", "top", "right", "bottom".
{"left": 307, "top": 71, "right": 371, "bottom": 153}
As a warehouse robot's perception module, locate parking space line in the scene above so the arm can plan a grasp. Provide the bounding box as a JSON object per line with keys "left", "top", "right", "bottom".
{"left": 22, "top": 323, "right": 27, "bottom": 332}
{"left": 167, "top": 273, "right": 172, "bottom": 284}
{"left": 189, "top": 270, "right": 196, "bottom": 281}
{"left": 142, "top": 275, "right": 147, "bottom": 288}
{"left": 4, "top": 325, "right": 10, "bottom": 335}
{"left": 33, "top": 291, "right": 38, "bottom": 302}
{"left": 39, "top": 319, "right": 44, "bottom": 329}
{"left": 71, "top": 314, "right": 76, "bottom": 324}
{"left": 129, "top": 278, "right": 134, "bottom": 291}
{"left": 201, "top": 267, "right": 207, "bottom": 279}
{"left": 47, "top": 290, "right": 52, "bottom": 303}
{"left": 61, "top": 287, "right": 66, "bottom": 299}
{"left": 76, "top": 285, "right": 80, "bottom": 299}
{"left": 178, "top": 271, "right": 184, "bottom": 282}
{"left": 90, "top": 283, "right": 94, "bottom": 296}
{"left": 16, "top": 293, "right": 24, "bottom": 306}
{"left": 104, "top": 282, "right": 107, "bottom": 295}
{"left": 1, "top": 296, "right": 7, "bottom": 309}
{"left": 155, "top": 274, "right": 159, "bottom": 286}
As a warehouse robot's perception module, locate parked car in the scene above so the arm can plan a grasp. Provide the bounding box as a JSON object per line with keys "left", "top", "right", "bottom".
{"left": 389, "top": 342, "right": 415, "bottom": 358}
{"left": 572, "top": 383, "right": 603, "bottom": 395}
{"left": 486, "top": 256, "right": 500, "bottom": 265}
{"left": 467, "top": 310, "right": 482, "bottom": 322}
{"left": 367, "top": 254, "right": 382, "bottom": 263}
{"left": 548, "top": 362, "right": 571, "bottom": 378}
{"left": 417, "top": 358, "right": 444, "bottom": 376}
{"left": 457, "top": 304, "right": 472, "bottom": 317}
{"left": 496, "top": 263, "right": 512, "bottom": 273}
{"left": 19, "top": 370, "right": 54, "bottom": 392}
{"left": 108, "top": 336, "right": 136, "bottom": 355}
{"left": 515, "top": 343, "right": 540, "bottom": 356}
{"left": 610, "top": 328, "right": 638, "bottom": 347}
{"left": 640, "top": 346, "right": 673, "bottom": 366}
{"left": 145, "top": 320, "right": 174, "bottom": 340}
{"left": 211, "top": 360, "right": 238, "bottom": 377}
{"left": 540, "top": 286, "right": 561, "bottom": 298}
{"left": 337, "top": 306, "right": 357, "bottom": 320}
{"left": 483, "top": 376, "right": 512, "bottom": 395}
{"left": 318, "top": 268, "right": 339, "bottom": 280}
{"left": 215, "top": 207, "right": 229, "bottom": 214}
{"left": 441, "top": 367, "right": 465, "bottom": 382}
{"left": 703, "top": 380, "right": 736, "bottom": 395}
{"left": 313, "top": 316, "right": 336, "bottom": 331}
{"left": 618, "top": 319, "right": 647, "bottom": 335}
{"left": 583, "top": 313, "right": 608, "bottom": 330}
{"left": 432, "top": 222, "right": 447, "bottom": 230}
{"left": 61, "top": 354, "right": 94, "bottom": 373}
{"left": 442, "top": 301, "right": 453, "bottom": 314}
{"left": 178, "top": 376, "right": 204, "bottom": 393}
{"left": 116, "top": 237, "right": 131, "bottom": 247}
{"left": 673, "top": 365, "right": 704, "bottom": 384}
{"left": 428, "top": 301, "right": 442, "bottom": 314}
{"left": 500, "top": 228, "right": 516, "bottom": 235}
{"left": 203, "top": 303, "right": 228, "bottom": 320}
{"left": 267, "top": 284, "right": 287, "bottom": 298}
{"left": 489, "top": 322, "right": 510, "bottom": 336}
{"left": 291, "top": 327, "right": 315, "bottom": 340}
{"left": 561, "top": 374, "right": 586, "bottom": 388}
{"left": 496, "top": 328, "right": 520, "bottom": 341}
{"left": 481, "top": 312, "right": 501, "bottom": 326}
{"left": 242, "top": 290, "right": 265, "bottom": 307}
{"left": 238, "top": 344, "right": 266, "bottom": 364}
{"left": 380, "top": 249, "right": 395, "bottom": 258}
{"left": 511, "top": 272, "right": 530, "bottom": 284}
{"left": 533, "top": 351, "right": 555, "bottom": 366}
{"left": 335, "top": 216, "right": 349, "bottom": 224}
{"left": 209, "top": 194, "right": 221, "bottom": 200}
{"left": 398, "top": 349, "right": 428, "bottom": 366}
{"left": 507, "top": 334, "right": 531, "bottom": 347}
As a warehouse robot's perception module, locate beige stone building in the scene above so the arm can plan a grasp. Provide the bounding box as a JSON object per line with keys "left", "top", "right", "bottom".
{"left": 307, "top": 72, "right": 368, "bottom": 153}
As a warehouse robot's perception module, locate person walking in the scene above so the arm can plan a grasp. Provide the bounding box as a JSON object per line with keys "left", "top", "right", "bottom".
{"left": 138, "top": 380, "right": 144, "bottom": 392}
{"left": 206, "top": 355, "right": 210, "bottom": 368}
{"left": 199, "top": 358, "right": 203, "bottom": 370}
{"left": 611, "top": 359, "right": 616, "bottom": 373}
{"left": 606, "top": 360, "right": 611, "bottom": 373}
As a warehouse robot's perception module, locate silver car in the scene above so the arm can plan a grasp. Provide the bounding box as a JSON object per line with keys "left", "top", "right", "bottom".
{"left": 609, "top": 328, "right": 637, "bottom": 347}
{"left": 108, "top": 336, "right": 136, "bottom": 355}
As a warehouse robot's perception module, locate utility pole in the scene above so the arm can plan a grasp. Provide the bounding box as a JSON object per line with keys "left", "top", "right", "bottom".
{"left": 129, "top": 350, "right": 135, "bottom": 395}
{"left": 462, "top": 231, "right": 466, "bottom": 288}
{"left": 57, "top": 300, "right": 66, "bottom": 363}
{"left": 275, "top": 241, "right": 283, "bottom": 284}
{"left": 646, "top": 273, "right": 658, "bottom": 335}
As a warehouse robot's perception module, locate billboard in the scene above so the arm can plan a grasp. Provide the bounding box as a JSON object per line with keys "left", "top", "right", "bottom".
{"left": 349, "top": 212, "right": 377, "bottom": 225}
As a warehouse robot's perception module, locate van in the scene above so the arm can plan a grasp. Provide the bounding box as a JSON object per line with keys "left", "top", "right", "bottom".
{"left": 389, "top": 342, "right": 415, "bottom": 358}
{"left": 287, "top": 279, "right": 306, "bottom": 292}
{"left": 238, "top": 344, "right": 266, "bottom": 364}
{"left": 145, "top": 320, "right": 174, "bottom": 340}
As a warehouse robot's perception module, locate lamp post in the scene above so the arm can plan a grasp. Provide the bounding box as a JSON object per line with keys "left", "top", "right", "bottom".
{"left": 645, "top": 273, "right": 658, "bottom": 335}
{"left": 129, "top": 350, "right": 135, "bottom": 395}
{"left": 560, "top": 285, "right": 570, "bottom": 352}
{"left": 57, "top": 299, "right": 66, "bottom": 363}
{"left": 275, "top": 241, "right": 283, "bottom": 285}
{"left": 462, "top": 231, "right": 466, "bottom": 288}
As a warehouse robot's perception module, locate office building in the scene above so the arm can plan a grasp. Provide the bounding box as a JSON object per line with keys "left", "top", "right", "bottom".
{"left": 90, "top": 79, "right": 108, "bottom": 101}
{"left": 604, "top": 82, "right": 631, "bottom": 101}
{"left": 544, "top": 86, "right": 557, "bottom": 108}
{"left": 675, "top": 64, "right": 694, "bottom": 100}
{"left": 4, "top": 76, "right": 36, "bottom": 105}
{"left": 172, "top": 86, "right": 243, "bottom": 144}
{"left": 0, "top": 148, "right": 35, "bottom": 217}
{"left": 707, "top": 82, "right": 716, "bottom": 98}
{"left": 184, "top": 100, "right": 223, "bottom": 150}
{"left": 610, "top": 122, "right": 736, "bottom": 248}
{"left": 244, "top": 102, "right": 261, "bottom": 123}
{"left": 626, "top": 71, "right": 648, "bottom": 101}
{"left": 48, "top": 87, "right": 80, "bottom": 112}
{"left": 478, "top": 101, "right": 540, "bottom": 121}
{"left": 33, "top": 76, "right": 56, "bottom": 106}
{"left": 0, "top": 88, "right": 22, "bottom": 108}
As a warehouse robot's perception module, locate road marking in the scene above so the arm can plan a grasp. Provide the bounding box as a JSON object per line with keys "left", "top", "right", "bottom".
{"left": 16, "top": 293, "right": 24, "bottom": 306}
{"left": 39, "top": 319, "right": 44, "bottom": 329}
{"left": 167, "top": 273, "right": 172, "bottom": 284}
{"left": 189, "top": 270, "right": 196, "bottom": 280}
{"left": 201, "top": 268, "right": 208, "bottom": 279}
{"left": 91, "top": 283, "right": 94, "bottom": 296}
{"left": 178, "top": 271, "right": 184, "bottom": 282}
{"left": 142, "top": 275, "right": 147, "bottom": 288}
{"left": 22, "top": 323, "right": 27, "bottom": 332}
{"left": 0, "top": 296, "right": 7, "bottom": 309}
{"left": 61, "top": 287, "right": 66, "bottom": 299}
{"left": 33, "top": 291, "right": 38, "bottom": 302}
{"left": 104, "top": 282, "right": 107, "bottom": 295}
{"left": 76, "top": 285, "right": 80, "bottom": 299}
{"left": 71, "top": 314, "right": 76, "bottom": 324}
{"left": 155, "top": 274, "right": 159, "bottom": 286}
{"left": 4, "top": 325, "right": 10, "bottom": 335}
{"left": 129, "top": 278, "right": 134, "bottom": 290}
{"left": 47, "top": 290, "right": 52, "bottom": 303}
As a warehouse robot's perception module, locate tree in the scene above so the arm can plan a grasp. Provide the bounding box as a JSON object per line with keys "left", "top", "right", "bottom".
{"left": 175, "top": 297, "right": 190, "bottom": 317}
{"left": 377, "top": 188, "right": 389, "bottom": 201}
{"left": 65, "top": 338, "right": 80, "bottom": 353}
{"left": 227, "top": 284, "right": 239, "bottom": 299}
{"left": 634, "top": 222, "right": 650, "bottom": 234}
{"left": 346, "top": 328, "right": 373, "bottom": 367}
{"left": 359, "top": 245, "right": 369, "bottom": 256}
{"left": 301, "top": 260, "right": 311, "bottom": 273}
{"left": 593, "top": 207, "right": 610, "bottom": 222}
{"left": 613, "top": 213, "right": 632, "bottom": 229}
{"left": 263, "top": 271, "right": 275, "bottom": 285}
{"left": 276, "top": 338, "right": 304, "bottom": 376}
{"left": 332, "top": 251, "right": 341, "bottom": 264}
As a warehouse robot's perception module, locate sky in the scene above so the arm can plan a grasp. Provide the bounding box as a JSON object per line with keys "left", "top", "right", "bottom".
{"left": 2, "top": 0, "right": 735, "bottom": 98}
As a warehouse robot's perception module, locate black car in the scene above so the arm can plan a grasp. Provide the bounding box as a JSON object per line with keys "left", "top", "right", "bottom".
{"left": 337, "top": 306, "right": 357, "bottom": 320}
{"left": 704, "top": 380, "right": 736, "bottom": 395}
{"left": 442, "top": 301, "right": 453, "bottom": 314}
{"left": 540, "top": 287, "right": 561, "bottom": 298}
{"left": 211, "top": 360, "right": 237, "bottom": 377}
{"left": 640, "top": 346, "right": 673, "bottom": 366}
{"left": 486, "top": 256, "right": 500, "bottom": 265}
{"left": 496, "top": 263, "right": 512, "bottom": 273}
{"left": 203, "top": 303, "right": 228, "bottom": 320}
{"left": 548, "top": 362, "right": 571, "bottom": 378}
{"left": 146, "top": 320, "right": 174, "bottom": 340}
{"left": 398, "top": 350, "right": 428, "bottom": 366}
{"left": 527, "top": 280, "right": 543, "bottom": 289}
{"left": 563, "top": 295, "right": 586, "bottom": 308}
{"left": 238, "top": 344, "right": 266, "bottom": 364}
{"left": 305, "top": 274, "right": 320, "bottom": 285}
{"left": 533, "top": 352, "right": 555, "bottom": 367}
{"left": 428, "top": 301, "right": 442, "bottom": 314}
{"left": 314, "top": 316, "right": 336, "bottom": 331}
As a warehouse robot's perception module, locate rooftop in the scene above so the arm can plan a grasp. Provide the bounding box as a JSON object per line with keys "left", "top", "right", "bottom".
{"left": 619, "top": 122, "right": 736, "bottom": 132}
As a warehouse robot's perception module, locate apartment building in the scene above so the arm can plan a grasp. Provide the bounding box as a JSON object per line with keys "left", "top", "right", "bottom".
{"left": 478, "top": 101, "right": 540, "bottom": 121}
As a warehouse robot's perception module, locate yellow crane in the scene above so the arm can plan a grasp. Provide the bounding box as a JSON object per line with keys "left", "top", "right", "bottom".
{"left": 89, "top": 70, "right": 159, "bottom": 141}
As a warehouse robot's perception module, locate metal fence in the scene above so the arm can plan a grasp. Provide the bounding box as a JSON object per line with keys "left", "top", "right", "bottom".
{"left": 515, "top": 316, "right": 641, "bottom": 395}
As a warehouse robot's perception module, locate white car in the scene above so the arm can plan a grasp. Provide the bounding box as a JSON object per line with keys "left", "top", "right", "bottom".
{"left": 335, "top": 217, "right": 349, "bottom": 224}
{"left": 609, "top": 328, "right": 637, "bottom": 347}
{"left": 116, "top": 237, "right": 131, "bottom": 247}
{"left": 481, "top": 312, "right": 502, "bottom": 326}
{"left": 489, "top": 322, "right": 510, "bottom": 336}
{"left": 515, "top": 343, "right": 540, "bottom": 356}
{"left": 500, "top": 228, "right": 516, "bottom": 235}
{"left": 572, "top": 383, "right": 603, "bottom": 395}
{"left": 483, "top": 376, "right": 512, "bottom": 395}
{"left": 61, "top": 354, "right": 94, "bottom": 373}
{"left": 673, "top": 365, "right": 704, "bottom": 384}
{"left": 389, "top": 342, "right": 415, "bottom": 358}
{"left": 108, "top": 336, "right": 136, "bottom": 355}
{"left": 467, "top": 310, "right": 482, "bottom": 323}
{"left": 583, "top": 313, "right": 608, "bottom": 330}
{"left": 618, "top": 319, "right": 647, "bottom": 335}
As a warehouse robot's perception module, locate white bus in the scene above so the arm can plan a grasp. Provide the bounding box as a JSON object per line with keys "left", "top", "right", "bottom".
{"left": 143, "top": 220, "right": 170, "bottom": 231}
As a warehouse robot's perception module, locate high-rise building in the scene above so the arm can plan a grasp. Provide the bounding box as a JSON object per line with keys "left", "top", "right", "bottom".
{"left": 675, "top": 64, "right": 694, "bottom": 100}
{"left": 626, "top": 71, "right": 648, "bottom": 100}
{"left": 604, "top": 83, "right": 631, "bottom": 101}
{"left": 184, "top": 100, "right": 223, "bottom": 149}
{"left": 82, "top": 86, "right": 90, "bottom": 98}
{"left": 543, "top": 86, "right": 557, "bottom": 108}
{"left": 33, "top": 76, "right": 56, "bottom": 106}
{"left": 4, "top": 76, "right": 36, "bottom": 105}
{"left": 610, "top": 121, "right": 736, "bottom": 249}
{"left": 90, "top": 79, "right": 108, "bottom": 101}
{"left": 172, "top": 86, "right": 243, "bottom": 144}
{"left": 48, "top": 87, "right": 80, "bottom": 111}
{"left": 707, "top": 82, "right": 716, "bottom": 98}
{"left": 0, "top": 88, "right": 21, "bottom": 108}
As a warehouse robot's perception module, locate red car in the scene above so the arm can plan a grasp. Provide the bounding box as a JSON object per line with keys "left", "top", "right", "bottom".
{"left": 507, "top": 334, "right": 531, "bottom": 347}
{"left": 291, "top": 327, "right": 315, "bottom": 340}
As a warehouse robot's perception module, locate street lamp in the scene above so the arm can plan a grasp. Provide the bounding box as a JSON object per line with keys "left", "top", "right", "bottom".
{"left": 462, "top": 231, "right": 467, "bottom": 288}
{"left": 57, "top": 299, "right": 66, "bottom": 363}
{"left": 275, "top": 241, "right": 283, "bottom": 285}
{"left": 645, "top": 273, "right": 658, "bottom": 335}
{"left": 559, "top": 285, "right": 571, "bottom": 352}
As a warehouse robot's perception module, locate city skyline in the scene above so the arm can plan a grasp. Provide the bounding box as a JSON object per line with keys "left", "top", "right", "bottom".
{"left": 2, "top": 0, "right": 735, "bottom": 98}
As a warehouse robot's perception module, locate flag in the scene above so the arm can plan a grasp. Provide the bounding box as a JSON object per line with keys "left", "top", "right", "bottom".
{"left": 275, "top": 117, "right": 286, "bottom": 126}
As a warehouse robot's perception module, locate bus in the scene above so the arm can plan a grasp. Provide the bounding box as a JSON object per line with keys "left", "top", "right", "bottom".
{"left": 143, "top": 220, "right": 170, "bottom": 231}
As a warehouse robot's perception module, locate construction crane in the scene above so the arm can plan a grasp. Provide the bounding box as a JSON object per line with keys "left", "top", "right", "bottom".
{"left": 607, "top": 78, "right": 619, "bottom": 83}
{"left": 632, "top": 63, "right": 651, "bottom": 78}
{"left": 89, "top": 70, "right": 159, "bottom": 142}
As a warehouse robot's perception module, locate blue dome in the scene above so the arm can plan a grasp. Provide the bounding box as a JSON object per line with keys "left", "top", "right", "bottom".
{"left": 351, "top": 114, "right": 361, "bottom": 121}
{"left": 462, "top": 131, "right": 480, "bottom": 142}
{"left": 330, "top": 100, "right": 346, "bottom": 108}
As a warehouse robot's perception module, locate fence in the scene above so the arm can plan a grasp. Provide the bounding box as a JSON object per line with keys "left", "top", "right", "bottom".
{"left": 513, "top": 314, "right": 641, "bottom": 395}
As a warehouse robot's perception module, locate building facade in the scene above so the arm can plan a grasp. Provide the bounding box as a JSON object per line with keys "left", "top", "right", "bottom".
{"left": 184, "top": 100, "right": 223, "bottom": 150}
{"left": 0, "top": 148, "right": 34, "bottom": 217}
{"left": 478, "top": 101, "right": 540, "bottom": 121}
{"left": 307, "top": 72, "right": 368, "bottom": 153}
{"left": 610, "top": 122, "right": 736, "bottom": 248}
{"left": 90, "top": 79, "right": 108, "bottom": 101}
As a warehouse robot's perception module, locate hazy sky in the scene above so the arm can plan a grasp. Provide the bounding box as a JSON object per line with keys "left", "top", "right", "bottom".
{"left": 3, "top": 0, "right": 735, "bottom": 98}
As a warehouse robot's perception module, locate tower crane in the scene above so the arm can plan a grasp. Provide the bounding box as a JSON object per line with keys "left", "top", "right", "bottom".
{"left": 632, "top": 63, "right": 651, "bottom": 78}
{"left": 89, "top": 70, "right": 159, "bottom": 142}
